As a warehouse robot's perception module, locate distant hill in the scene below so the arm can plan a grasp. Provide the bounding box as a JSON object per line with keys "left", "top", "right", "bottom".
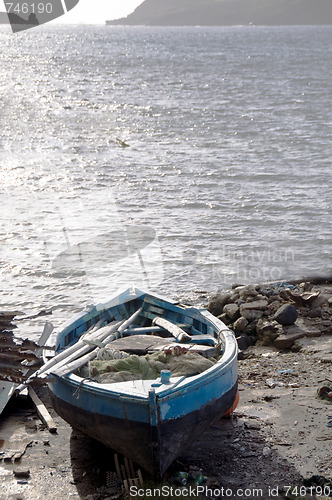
{"left": 107, "top": 0, "right": 332, "bottom": 26}
{"left": 0, "top": 11, "right": 39, "bottom": 25}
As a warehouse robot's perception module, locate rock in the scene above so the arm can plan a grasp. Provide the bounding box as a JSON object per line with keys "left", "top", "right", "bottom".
{"left": 258, "top": 285, "right": 279, "bottom": 298}
{"left": 207, "top": 292, "right": 232, "bottom": 316}
{"left": 237, "top": 350, "right": 245, "bottom": 360}
{"left": 236, "top": 334, "right": 253, "bottom": 351}
{"left": 244, "top": 320, "right": 260, "bottom": 336}
{"left": 223, "top": 303, "right": 240, "bottom": 321}
{"left": 236, "top": 284, "right": 259, "bottom": 300}
{"left": 305, "top": 328, "right": 322, "bottom": 338}
{"left": 274, "top": 325, "right": 307, "bottom": 349}
{"left": 268, "top": 300, "right": 284, "bottom": 316}
{"left": 279, "top": 289, "right": 294, "bottom": 301}
{"left": 306, "top": 307, "right": 323, "bottom": 318}
{"left": 240, "top": 308, "right": 264, "bottom": 321}
{"left": 268, "top": 295, "right": 282, "bottom": 304}
{"left": 274, "top": 304, "right": 298, "bottom": 325}
{"left": 307, "top": 293, "right": 329, "bottom": 308}
{"left": 244, "top": 421, "right": 261, "bottom": 430}
{"left": 240, "top": 299, "right": 268, "bottom": 311}
{"left": 228, "top": 293, "right": 240, "bottom": 304}
{"left": 217, "top": 313, "right": 232, "bottom": 325}
{"left": 256, "top": 320, "right": 281, "bottom": 346}
{"left": 239, "top": 300, "right": 268, "bottom": 322}
{"left": 255, "top": 294, "right": 269, "bottom": 301}
{"left": 322, "top": 323, "right": 332, "bottom": 335}
{"left": 233, "top": 316, "right": 249, "bottom": 333}
{"left": 292, "top": 335, "right": 332, "bottom": 359}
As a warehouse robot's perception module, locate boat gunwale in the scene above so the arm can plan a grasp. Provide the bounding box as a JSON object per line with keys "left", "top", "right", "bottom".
{"left": 48, "top": 287, "right": 238, "bottom": 402}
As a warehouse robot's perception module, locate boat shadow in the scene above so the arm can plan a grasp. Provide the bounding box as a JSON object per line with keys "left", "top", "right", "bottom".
{"left": 70, "top": 428, "right": 119, "bottom": 498}
{"left": 69, "top": 414, "right": 303, "bottom": 499}
{"left": 181, "top": 415, "right": 304, "bottom": 498}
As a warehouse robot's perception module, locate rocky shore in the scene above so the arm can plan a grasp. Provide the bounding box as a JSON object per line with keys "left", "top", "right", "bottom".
{"left": 207, "top": 279, "right": 332, "bottom": 358}
{"left": 0, "top": 279, "right": 331, "bottom": 499}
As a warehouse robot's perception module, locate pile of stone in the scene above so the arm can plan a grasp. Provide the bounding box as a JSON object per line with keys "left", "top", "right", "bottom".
{"left": 207, "top": 281, "right": 332, "bottom": 356}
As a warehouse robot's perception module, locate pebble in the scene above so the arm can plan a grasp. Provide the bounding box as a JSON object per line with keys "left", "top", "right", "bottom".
{"left": 13, "top": 469, "right": 30, "bottom": 479}
{"left": 262, "top": 447, "right": 272, "bottom": 457}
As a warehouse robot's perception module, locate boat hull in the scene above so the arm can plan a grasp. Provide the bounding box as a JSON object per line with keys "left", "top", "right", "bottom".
{"left": 45, "top": 287, "right": 238, "bottom": 477}
{"left": 49, "top": 378, "right": 237, "bottom": 476}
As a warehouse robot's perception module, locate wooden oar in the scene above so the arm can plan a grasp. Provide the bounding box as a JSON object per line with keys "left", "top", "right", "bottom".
{"left": 15, "top": 318, "right": 120, "bottom": 392}
{"left": 37, "top": 322, "right": 122, "bottom": 380}
{"left": 52, "top": 307, "right": 143, "bottom": 377}
{"left": 17, "top": 307, "right": 144, "bottom": 389}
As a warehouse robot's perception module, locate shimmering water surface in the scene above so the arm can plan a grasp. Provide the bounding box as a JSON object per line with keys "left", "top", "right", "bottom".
{"left": 0, "top": 25, "right": 331, "bottom": 337}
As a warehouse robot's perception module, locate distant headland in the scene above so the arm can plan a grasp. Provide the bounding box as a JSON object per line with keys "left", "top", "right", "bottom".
{"left": 106, "top": 0, "right": 332, "bottom": 26}
{"left": 0, "top": 11, "right": 39, "bottom": 25}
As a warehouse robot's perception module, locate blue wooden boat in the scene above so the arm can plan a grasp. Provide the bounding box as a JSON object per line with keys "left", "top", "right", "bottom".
{"left": 44, "top": 287, "right": 238, "bottom": 478}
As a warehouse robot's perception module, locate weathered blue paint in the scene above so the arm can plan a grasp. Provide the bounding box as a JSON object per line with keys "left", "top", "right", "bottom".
{"left": 45, "top": 286, "right": 238, "bottom": 478}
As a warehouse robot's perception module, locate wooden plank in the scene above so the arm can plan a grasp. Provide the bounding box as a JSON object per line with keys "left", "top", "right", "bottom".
{"left": 28, "top": 387, "right": 57, "bottom": 433}
{"left": 140, "top": 311, "right": 157, "bottom": 321}
{"left": 114, "top": 453, "right": 122, "bottom": 482}
{"left": 128, "top": 458, "right": 135, "bottom": 479}
{"left": 1, "top": 438, "right": 33, "bottom": 462}
{"left": 146, "top": 305, "right": 163, "bottom": 315}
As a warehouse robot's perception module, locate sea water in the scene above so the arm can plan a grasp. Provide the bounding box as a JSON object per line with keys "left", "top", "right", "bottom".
{"left": 0, "top": 25, "right": 331, "bottom": 337}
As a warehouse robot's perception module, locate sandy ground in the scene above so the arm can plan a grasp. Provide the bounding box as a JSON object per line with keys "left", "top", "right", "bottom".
{"left": 0, "top": 289, "right": 331, "bottom": 500}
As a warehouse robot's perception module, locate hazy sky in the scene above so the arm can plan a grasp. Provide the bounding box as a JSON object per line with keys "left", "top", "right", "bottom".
{"left": 0, "top": 0, "right": 145, "bottom": 23}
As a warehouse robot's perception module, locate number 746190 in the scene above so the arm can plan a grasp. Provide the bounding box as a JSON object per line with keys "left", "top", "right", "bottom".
{"left": 5, "top": 2, "right": 53, "bottom": 14}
